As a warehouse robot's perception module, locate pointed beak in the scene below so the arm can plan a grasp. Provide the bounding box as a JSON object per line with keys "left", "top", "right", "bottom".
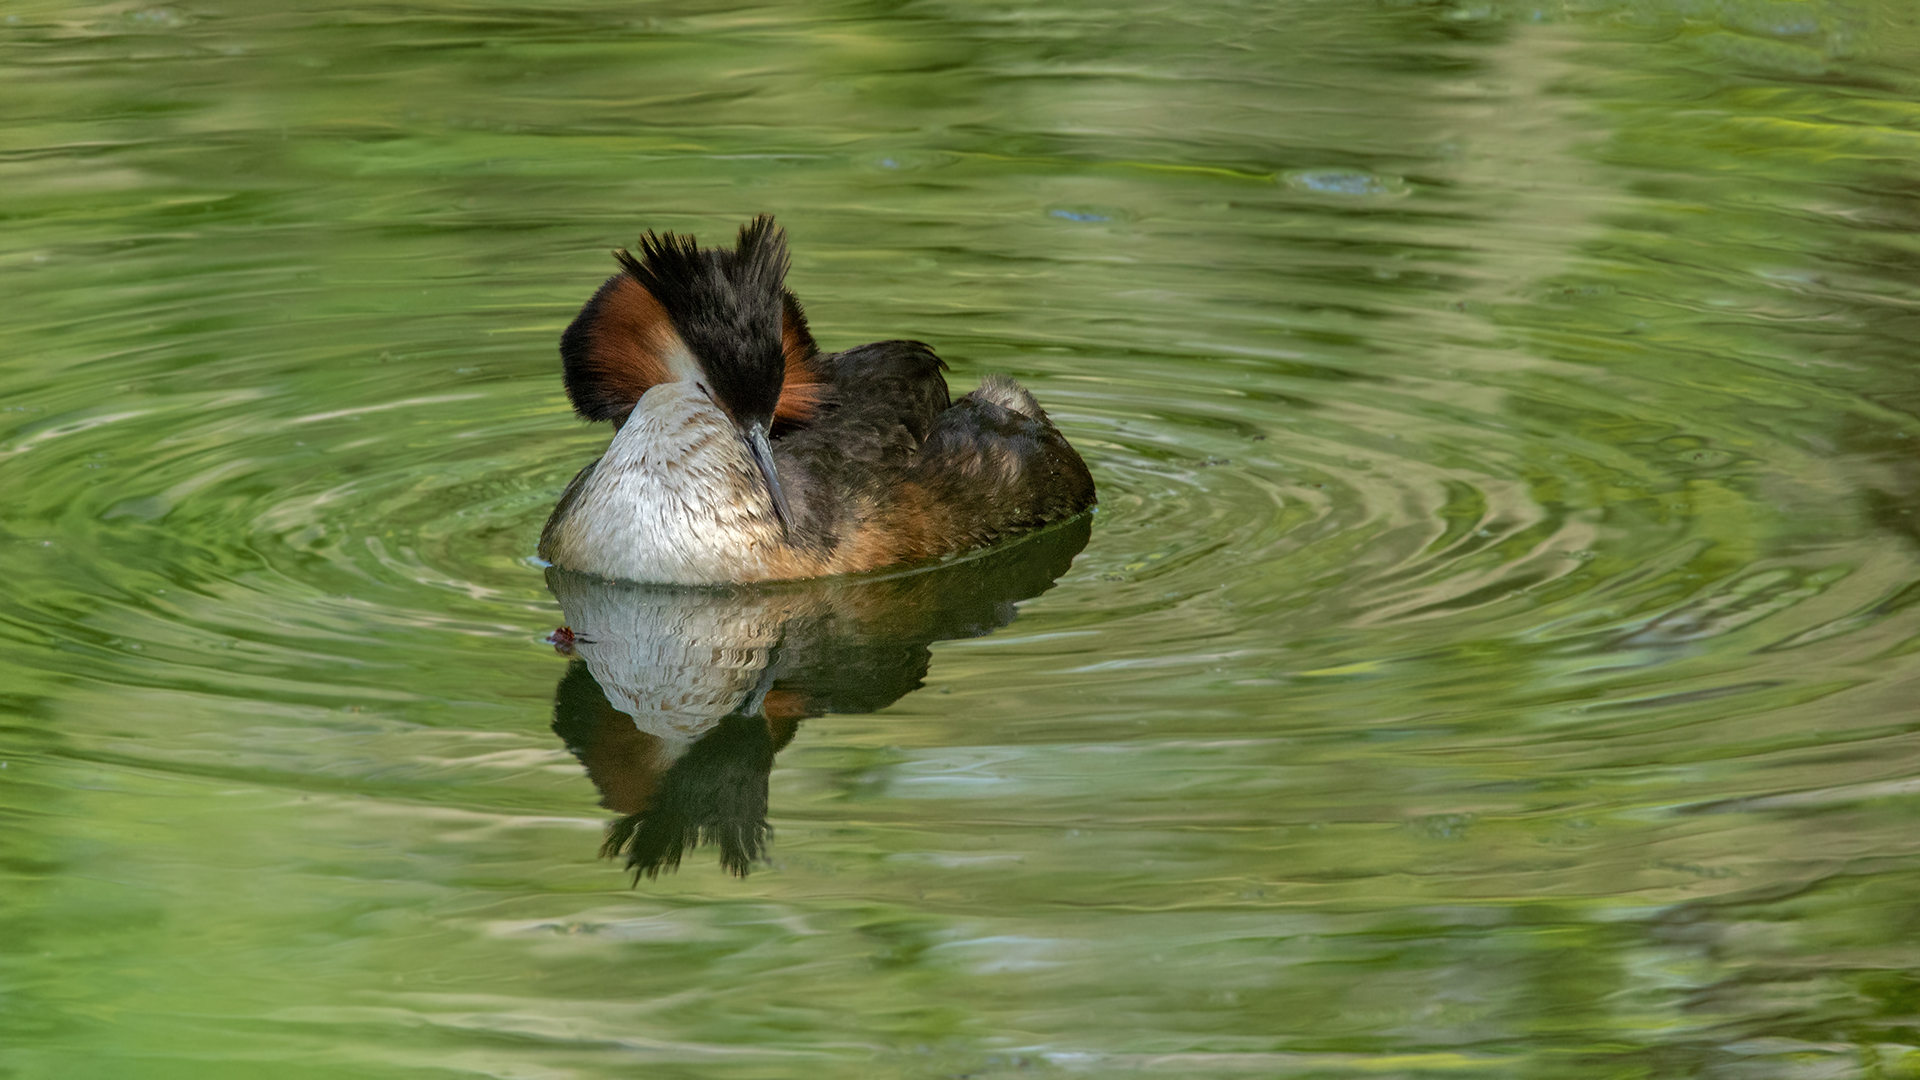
{"left": 743, "top": 421, "right": 793, "bottom": 536}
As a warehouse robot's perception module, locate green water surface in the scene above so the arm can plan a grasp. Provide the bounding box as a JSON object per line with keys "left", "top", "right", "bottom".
{"left": 6, "top": 1, "right": 1920, "bottom": 1077}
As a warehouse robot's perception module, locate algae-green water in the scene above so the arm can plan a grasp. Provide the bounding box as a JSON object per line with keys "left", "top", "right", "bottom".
{"left": 7, "top": 2, "right": 1920, "bottom": 1077}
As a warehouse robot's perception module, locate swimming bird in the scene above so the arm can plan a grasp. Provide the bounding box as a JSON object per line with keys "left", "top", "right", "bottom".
{"left": 539, "top": 215, "right": 1096, "bottom": 584}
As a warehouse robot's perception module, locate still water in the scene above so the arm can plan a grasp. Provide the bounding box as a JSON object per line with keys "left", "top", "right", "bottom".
{"left": 6, "top": 1, "right": 1920, "bottom": 1076}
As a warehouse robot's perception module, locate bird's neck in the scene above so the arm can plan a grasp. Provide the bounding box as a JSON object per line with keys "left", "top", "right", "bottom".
{"left": 550, "top": 381, "right": 789, "bottom": 584}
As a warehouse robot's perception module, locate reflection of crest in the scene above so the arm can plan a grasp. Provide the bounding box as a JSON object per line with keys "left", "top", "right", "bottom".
{"left": 548, "top": 515, "right": 1092, "bottom": 879}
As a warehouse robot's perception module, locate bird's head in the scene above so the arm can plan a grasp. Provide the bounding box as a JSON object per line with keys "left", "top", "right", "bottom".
{"left": 559, "top": 215, "right": 825, "bottom": 535}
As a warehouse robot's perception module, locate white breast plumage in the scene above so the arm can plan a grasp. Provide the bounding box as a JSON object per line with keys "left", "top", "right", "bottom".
{"left": 542, "top": 382, "right": 786, "bottom": 584}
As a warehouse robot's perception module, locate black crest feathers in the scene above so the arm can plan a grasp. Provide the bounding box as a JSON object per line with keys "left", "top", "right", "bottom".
{"left": 562, "top": 215, "right": 798, "bottom": 429}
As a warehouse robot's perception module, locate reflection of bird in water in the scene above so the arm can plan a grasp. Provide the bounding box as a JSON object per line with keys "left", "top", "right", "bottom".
{"left": 547, "top": 516, "right": 1091, "bottom": 878}
{"left": 539, "top": 215, "right": 1096, "bottom": 584}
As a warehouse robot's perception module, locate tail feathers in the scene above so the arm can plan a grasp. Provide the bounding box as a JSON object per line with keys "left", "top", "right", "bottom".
{"left": 973, "top": 373, "right": 1047, "bottom": 422}
{"left": 906, "top": 378, "right": 1096, "bottom": 547}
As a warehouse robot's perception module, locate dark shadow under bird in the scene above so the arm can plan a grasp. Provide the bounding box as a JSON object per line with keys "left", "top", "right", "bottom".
{"left": 539, "top": 215, "right": 1096, "bottom": 584}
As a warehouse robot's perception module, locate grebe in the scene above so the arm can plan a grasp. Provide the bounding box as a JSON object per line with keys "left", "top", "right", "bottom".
{"left": 538, "top": 215, "right": 1096, "bottom": 584}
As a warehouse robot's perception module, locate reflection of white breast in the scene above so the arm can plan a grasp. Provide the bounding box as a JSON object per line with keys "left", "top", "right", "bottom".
{"left": 550, "top": 570, "right": 793, "bottom": 741}
{"left": 543, "top": 382, "right": 786, "bottom": 585}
